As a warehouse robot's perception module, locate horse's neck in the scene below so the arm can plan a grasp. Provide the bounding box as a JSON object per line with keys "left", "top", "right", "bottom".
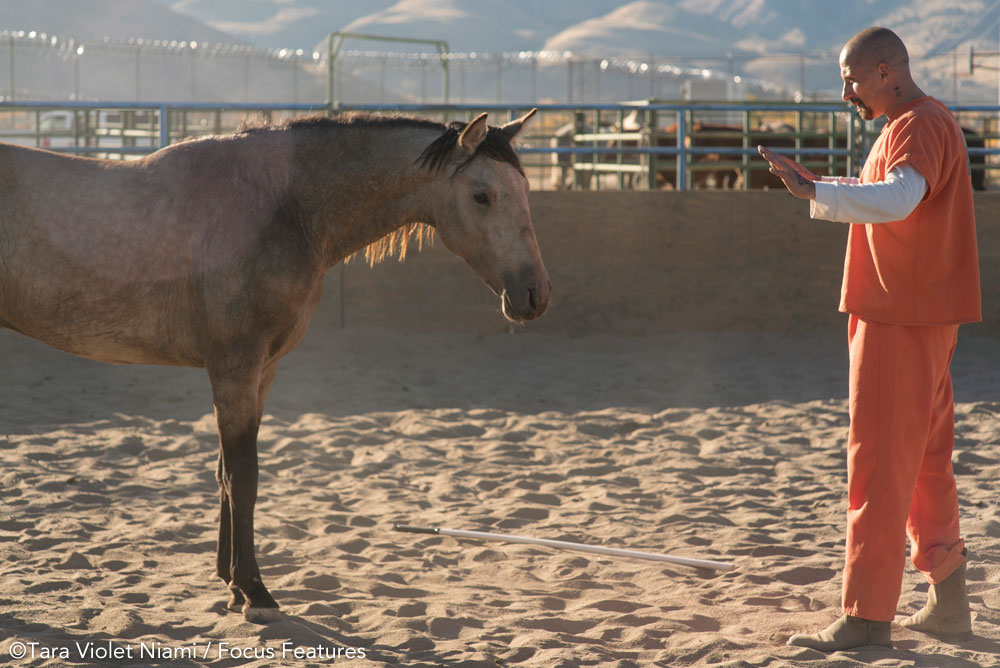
{"left": 290, "top": 127, "right": 439, "bottom": 268}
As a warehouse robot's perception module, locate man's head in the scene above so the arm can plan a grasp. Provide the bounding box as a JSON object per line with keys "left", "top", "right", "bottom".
{"left": 839, "top": 27, "right": 914, "bottom": 120}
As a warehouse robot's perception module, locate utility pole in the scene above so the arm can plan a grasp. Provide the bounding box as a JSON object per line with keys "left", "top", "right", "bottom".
{"left": 8, "top": 36, "right": 14, "bottom": 100}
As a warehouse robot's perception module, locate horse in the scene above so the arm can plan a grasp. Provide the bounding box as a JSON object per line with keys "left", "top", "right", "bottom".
{"left": 653, "top": 121, "right": 744, "bottom": 190}
{"left": 0, "top": 109, "right": 550, "bottom": 622}
{"left": 549, "top": 119, "right": 594, "bottom": 190}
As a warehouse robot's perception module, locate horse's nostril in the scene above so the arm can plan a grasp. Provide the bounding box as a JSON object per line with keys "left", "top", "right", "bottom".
{"left": 528, "top": 286, "right": 538, "bottom": 311}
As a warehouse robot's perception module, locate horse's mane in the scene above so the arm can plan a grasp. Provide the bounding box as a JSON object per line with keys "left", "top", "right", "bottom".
{"left": 235, "top": 112, "right": 445, "bottom": 137}
{"left": 236, "top": 113, "right": 523, "bottom": 266}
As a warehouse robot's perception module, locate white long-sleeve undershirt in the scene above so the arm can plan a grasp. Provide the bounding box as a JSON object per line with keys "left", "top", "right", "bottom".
{"left": 810, "top": 164, "right": 927, "bottom": 224}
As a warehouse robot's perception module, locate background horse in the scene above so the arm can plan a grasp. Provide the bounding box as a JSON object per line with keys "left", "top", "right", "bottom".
{"left": 549, "top": 119, "right": 595, "bottom": 190}
{"left": 0, "top": 109, "right": 550, "bottom": 622}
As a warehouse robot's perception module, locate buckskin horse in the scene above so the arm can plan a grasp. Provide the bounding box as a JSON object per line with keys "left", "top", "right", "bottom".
{"left": 0, "top": 109, "right": 550, "bottom": 621}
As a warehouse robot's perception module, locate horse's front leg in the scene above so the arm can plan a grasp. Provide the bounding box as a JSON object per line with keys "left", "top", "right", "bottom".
{"left": 215, "top": 452, "right": 239, "bottom": 609}
{"left": 210, "top": 361, "right": 280, "bottom": 622}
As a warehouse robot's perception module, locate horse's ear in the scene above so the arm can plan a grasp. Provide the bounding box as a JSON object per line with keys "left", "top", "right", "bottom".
{"left": 500, "top": 108, "right": 537, "bottom": 144}
{"left": 458, "top": 113, "right": 489, "bottom": 155}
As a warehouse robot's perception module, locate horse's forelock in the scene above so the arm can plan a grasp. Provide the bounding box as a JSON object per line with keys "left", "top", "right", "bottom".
{"left": 468, "top": 127, "right": 525, "bottom": 177}
{"left": 417, "top": 123, "right": 524, "bottom": 178}
{"left": 416, "top": 125, "right": 461, "bottom": 173}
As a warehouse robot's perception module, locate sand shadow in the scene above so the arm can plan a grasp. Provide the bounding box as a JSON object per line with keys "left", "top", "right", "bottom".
{"left": 5, "top": 327, "right": 997, "bottom": 437}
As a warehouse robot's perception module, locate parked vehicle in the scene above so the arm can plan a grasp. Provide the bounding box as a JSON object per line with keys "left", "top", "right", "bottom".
{"left": 0, "top": 109, "right": 157, "bottom": 155}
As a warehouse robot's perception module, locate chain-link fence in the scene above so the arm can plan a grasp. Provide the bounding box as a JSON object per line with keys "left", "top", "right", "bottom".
{"left": 2, "top": 29, "right": 800, "bottom": 105}
{"left": 1, "top": 30, "right": 322, "bottom": 102}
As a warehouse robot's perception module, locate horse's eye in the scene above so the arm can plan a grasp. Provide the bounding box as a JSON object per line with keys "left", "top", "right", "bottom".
{"left": 473, "top": 192, "right": 490, "bottom": 206}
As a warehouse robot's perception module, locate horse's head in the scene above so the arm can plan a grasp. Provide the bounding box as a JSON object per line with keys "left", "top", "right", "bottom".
{"left": 421, "top": 110, "right": 550, "bottom": 322}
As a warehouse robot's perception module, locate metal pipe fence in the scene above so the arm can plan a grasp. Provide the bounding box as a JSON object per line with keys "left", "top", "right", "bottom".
{"left": 1, "top": 100, "right": 997, "bottom": 191}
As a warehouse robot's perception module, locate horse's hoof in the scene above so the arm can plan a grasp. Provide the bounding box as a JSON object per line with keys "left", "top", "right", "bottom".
{"left": 243, "top": 605, "right": 282, "bottom": 623}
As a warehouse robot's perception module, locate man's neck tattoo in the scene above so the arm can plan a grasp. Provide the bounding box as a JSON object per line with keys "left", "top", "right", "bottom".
{"left": 895, "top": 86, "right": 902, "bottom": 97}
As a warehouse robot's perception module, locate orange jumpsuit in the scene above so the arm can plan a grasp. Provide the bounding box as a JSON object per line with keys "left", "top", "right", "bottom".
{"left": 838, "top": 97, "right": 981, "bottom": 622}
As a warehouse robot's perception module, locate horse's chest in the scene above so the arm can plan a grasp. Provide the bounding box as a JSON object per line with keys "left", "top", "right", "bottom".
{"left": 272, "top": 285, "right": 323, "bottom": 358}
{"left": 225, "top": 276, "right": 324, "bottom": 364}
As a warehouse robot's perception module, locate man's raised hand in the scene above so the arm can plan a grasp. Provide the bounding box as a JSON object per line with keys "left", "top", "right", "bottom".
{"left": 758, "top": 146, "right": 818, "bottom": 200}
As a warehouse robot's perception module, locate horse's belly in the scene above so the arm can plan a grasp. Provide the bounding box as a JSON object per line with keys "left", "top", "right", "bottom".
{"left": 57, "top": 336, "right": 203, "bottom": 367}
{"left": 1, "top": 285, "right": 204, "bottom": 368}
{"left": 9, "top": 321, "right": 204, "bottom": 367}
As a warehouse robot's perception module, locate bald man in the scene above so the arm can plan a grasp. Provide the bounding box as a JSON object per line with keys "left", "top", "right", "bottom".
{"left": 759, "top": 27, "right": 981, "bottom": 651}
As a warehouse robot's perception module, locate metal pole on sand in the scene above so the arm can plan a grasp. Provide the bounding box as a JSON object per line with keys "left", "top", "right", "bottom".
{"left": 393, "top": 524, "right": 735, "bottom": 572}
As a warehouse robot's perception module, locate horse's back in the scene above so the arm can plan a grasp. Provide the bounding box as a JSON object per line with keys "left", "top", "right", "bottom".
{"left": 0, "top": 136, "right": 318, "bottom": 369}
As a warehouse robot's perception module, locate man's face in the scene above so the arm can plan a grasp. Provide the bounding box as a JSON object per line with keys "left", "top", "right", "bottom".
{"left": 839, "top": 48, "right": 882, "bottom": 121}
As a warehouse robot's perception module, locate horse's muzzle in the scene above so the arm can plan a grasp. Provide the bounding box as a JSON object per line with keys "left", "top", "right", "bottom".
{"left": 501, "top": 271, "right": 551, "bottom": 322}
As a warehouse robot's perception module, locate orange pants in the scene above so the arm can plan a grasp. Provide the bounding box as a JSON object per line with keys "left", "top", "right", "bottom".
{"left": 842, "top": 315, "right": 966, "bottom": 622}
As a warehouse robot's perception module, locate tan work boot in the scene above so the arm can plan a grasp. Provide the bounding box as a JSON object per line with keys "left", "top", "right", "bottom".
{"left": 787, "top": 614, "right": 891, "bottom": 651}
{"left": 899, "top": 559, "right": 973, "bottom": 641}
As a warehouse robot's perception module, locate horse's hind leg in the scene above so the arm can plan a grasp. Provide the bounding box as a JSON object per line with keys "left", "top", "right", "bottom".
{"left": 210, "top": 360, "right": 280, "bottom": 622}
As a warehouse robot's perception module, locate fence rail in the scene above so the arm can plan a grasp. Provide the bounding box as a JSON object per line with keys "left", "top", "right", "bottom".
{"left": 1, "top": 100, "right": 997, "bottom": 190}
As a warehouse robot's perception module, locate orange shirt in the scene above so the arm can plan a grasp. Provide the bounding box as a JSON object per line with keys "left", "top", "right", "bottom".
{"left": 840, "top": 97, "right": 981, "bottom": 325}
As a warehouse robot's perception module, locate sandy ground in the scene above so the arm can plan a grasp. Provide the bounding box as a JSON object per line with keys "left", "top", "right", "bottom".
{"left": 1, "top": 324, "right": 999, "bottom": 668}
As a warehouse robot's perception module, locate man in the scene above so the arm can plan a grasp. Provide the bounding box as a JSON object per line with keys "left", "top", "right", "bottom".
{"left": 759, "top": 27, "right": 981, "bottom": 651}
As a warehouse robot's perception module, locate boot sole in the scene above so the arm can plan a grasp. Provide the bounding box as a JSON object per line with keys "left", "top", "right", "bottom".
{"left": 927, "top": 630, "right": 973, "bottom": 642}
{"left": 898, "top": 624, "right": 973, "bottom": 642}
{"left": 787, "top": 640, "right": 893, "bottom": 651}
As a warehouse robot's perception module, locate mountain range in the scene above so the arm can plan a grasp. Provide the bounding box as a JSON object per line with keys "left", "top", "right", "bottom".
{"left": 3, "top": 0, "right": 999, "bottom": 102}
{"left": 153, "top": 0, "right": 1000, "bottom": 101}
